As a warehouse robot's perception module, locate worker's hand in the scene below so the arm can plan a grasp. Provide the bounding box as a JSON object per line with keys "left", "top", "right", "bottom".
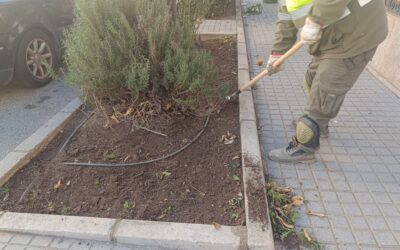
{"left": 301, "top": 17, "right": 322, "bottom": 45}
{"left": 266, "top": 54, "right": 284, "bottom": 75}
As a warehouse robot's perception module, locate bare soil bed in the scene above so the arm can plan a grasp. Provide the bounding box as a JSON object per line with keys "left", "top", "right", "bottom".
{"left": 0, "top": 39, "right": 246, "bottom": 226}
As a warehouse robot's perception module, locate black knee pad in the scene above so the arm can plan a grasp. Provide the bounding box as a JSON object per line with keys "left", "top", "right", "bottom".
{"left": 296, "top": 115, "right": 320, "bottom": 152}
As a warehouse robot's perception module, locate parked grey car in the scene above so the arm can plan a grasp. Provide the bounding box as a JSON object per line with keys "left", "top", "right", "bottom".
{"left": 0, "top": 0, "right": 74, "bottom": 87}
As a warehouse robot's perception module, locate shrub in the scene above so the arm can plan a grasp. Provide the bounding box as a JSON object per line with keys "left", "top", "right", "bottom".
{"left": 64, "top": 0, "right": 215, "bottom": 103}
{"left": 211, "top": 0, "right": 235, "bottom": 12}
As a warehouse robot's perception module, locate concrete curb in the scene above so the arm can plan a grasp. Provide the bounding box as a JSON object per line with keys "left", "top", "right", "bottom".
{"left": 114, "top": 219, "right": 247, "bottom": 250}
{"left": 237, "top": 0, "right": 275, "bottom": 249}
{"left": 0, "top": 97, "right": 82, "bottom": 186}
{"left": 0, "top": 212, "right": 247, "bottom": 250}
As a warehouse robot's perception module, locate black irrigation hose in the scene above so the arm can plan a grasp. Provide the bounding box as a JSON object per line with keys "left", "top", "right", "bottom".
{"left": 62, "top": 115, "right": 211, "bottom": 168}
{"left": 58, "top": 112, "right": 94, "bottom": 154}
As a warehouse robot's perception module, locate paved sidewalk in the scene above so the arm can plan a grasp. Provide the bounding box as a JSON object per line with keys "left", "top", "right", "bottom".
{"left": 0, "top": 231, "right": 138, "bottom": 250}
{"left": 243, "top": 1, "right": 400, "bottom": 249}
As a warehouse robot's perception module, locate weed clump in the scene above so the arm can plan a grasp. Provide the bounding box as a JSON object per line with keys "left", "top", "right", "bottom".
{"left": 267, "top": 182, "right": 323, "bottom": 249}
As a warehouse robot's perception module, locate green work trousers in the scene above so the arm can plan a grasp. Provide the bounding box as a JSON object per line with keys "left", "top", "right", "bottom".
{"left": 303, "top": 48, "right": 377, "bottom": 133}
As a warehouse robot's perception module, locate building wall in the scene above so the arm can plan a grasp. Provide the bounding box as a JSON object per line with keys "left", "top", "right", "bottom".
{"left": 369, "top": 13, "right": 400, "bottom": 90}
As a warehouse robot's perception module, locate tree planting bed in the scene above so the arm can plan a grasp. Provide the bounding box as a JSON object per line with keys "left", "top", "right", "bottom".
{"left": 0, "top": 39, "right": 247, "bottom": 226}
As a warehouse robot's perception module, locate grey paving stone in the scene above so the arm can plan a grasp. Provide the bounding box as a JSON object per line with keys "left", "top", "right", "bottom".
{"left": 0, "top": 232, "right": 13, "bottom": 243}
{"left": 111, "top": 246, "right": 133, "bottom": 250}
{"left": 329, "top": 172, "right": 346, "bottom": 181}
{"left": 90, "top": 242, "right": 114, "bottom": 250}
{"left": 325, "top": 202, "right": 345, "bottom": 215}
{"left": 333, "top": 181, "right": 352, "bottom": 192}
{"left": 377, "top": 173, "right": 397, "bottom": 183}
{"left": 373, "top": 231, "right": 398, "bottom": 246}
{"left": 383, "top": 183, "right": 400, "bottom": 193}
{"left": 354, "top": 192, "right": 375, "bottom": 204}
{"left": 333, "top": 228, "right": 357, "bottom": 244}
{"left": 329, "top": 216, "right": 350, "bottom": 229}
{"left": 304, "top": 190, "right": 321, "bottom": 202}
{"left": 366, "top": 216, "right": 389, "bottom": 230}
{"left": 295, "top": 215, "right": 311, "bottom": 227}
{"left": 313, "top": 228, "right": 336, "bottom": 243}
{"left": 69, "top": 240, "right": 92, "bottom": 250}
{"left": 318, "top": 180, "right": 334, "bottom": 191}
{"left": 307, "top": 201, "right": 326, "bottom": 213}
{"left": 366, "top": 182, "right": 385, "bottom": 192}
{"left": 339, "top": 244, "right": 361, "bottom": 250}
{"left": 348, "top": 216, "right": 370, "bottom": 230}
{"left": 324, "top": 244, "right": 340, "bottom": 250}
{"left": 301, "top": 178, "right": 318, "bottom": 190}
{"left": 50, "top": 238, "right": 74, "bottom": 249}
{"left": 348, "top": 182, "right": 368, "bottom": 192}
{"left": 380, "top": 204, "right": 400, "bottom": 217}
{"left": 310, "top": 216, "right": 330, "bottom": 228}
{"left": 320, "top": 154, "right": 337, "bottom": 162}
{"left": 361, "top": 204, "right": 384, "bottom": 217}
{"left": 320, "top": 191, "right": 339, "bottom": 202}
{"left": 284, "top": 178, "right": 302, "bottom": 189}
{"left": 30, "top": 236, "right": 53, "bottom": 247}
{"left": 4, "top": 245, "right": 25, "bottom": 250}
{"left": 337, "top": 192, "right": 356, "bottom": 203}
{"left": 9, "top": 234, "right": 32, "bottom": 245}
{"left": 25, "top": 247, "right": 44, "bottom": 250}
{"left": 342, "top": 203, "right": 363, "bottom": 216}
{"left": 371, "top": 192, "right": 393, "bottom": 204}
{"left": 281, "top": 170, "right": 298, "bottom": 178}
{"left": 387, "top": 217, "right": 400, "bottom": 231}
{"left": 353, "top": 230, "right": 377, "bottom": 245}
{"left": 389, "top": 194, "right": 400, "bottom": 204}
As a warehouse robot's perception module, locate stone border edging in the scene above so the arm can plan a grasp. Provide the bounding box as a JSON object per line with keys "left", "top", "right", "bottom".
{"left": 237, "top": 0, "right": 275, "bottom": 249}
{"left": 0, "top": 212, "right": 247, "bottom": 250}
{"left": 0, "top": 98, "right": 82, "bottom": 186}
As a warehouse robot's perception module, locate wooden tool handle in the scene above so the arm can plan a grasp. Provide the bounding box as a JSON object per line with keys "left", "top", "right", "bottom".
{"left": 272, "top": 41, "right": 304, "bottom": 68}
{"left": 239, "top": 41, "right": 304, "bottom": 92}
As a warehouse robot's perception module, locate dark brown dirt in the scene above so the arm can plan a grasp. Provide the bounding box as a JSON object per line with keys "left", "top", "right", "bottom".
{"left": 0, "top": 40, "right": 246, "bottom": 226}
{"left": 246, "top": 180, "right": 268, "bottom": 224}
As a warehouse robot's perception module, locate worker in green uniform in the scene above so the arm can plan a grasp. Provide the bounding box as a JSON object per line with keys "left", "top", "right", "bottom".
{"left": 267, "top": 0, "right": 388, "bottom": 163}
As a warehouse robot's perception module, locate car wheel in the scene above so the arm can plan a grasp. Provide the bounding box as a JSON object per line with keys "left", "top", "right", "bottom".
{"left": 15, "top": 29, "right": 59, "bottom": 88}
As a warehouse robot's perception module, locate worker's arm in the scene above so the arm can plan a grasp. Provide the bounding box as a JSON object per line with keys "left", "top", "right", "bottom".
{"left": 271, "top": 5, "right": 298, "bottom": 55}
{"left": 309, "top": 0, "right": 352, "bottom": 26}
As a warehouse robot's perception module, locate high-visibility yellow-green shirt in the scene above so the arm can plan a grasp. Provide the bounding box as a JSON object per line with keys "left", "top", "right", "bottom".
{"left": 272, "top": 0, "right": 388, "bottom": 59}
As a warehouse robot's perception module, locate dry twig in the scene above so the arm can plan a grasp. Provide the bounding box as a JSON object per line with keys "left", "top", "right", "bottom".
{"left": 132, "top": 123, "right": 168, "bottom": 137}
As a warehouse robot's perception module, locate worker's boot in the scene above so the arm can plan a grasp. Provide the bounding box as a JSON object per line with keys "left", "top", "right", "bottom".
{"left": 269, "top": 116, "right": 320, "bottom": 163}
{"left": 292, "top": 118, "right": 329, "bottom": 138}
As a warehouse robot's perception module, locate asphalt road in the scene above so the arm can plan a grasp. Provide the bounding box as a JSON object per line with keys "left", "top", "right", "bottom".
{"left": 0, "top": 80, "right": 79, "bottom": 159}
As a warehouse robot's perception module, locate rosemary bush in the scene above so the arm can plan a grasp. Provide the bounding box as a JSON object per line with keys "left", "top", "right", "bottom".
{"left": 64, "top": 0, "right": 215, "bottom": 102}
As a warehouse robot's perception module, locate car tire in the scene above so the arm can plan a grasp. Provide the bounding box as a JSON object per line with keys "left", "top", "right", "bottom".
{"left": 14, "top": 29, "right": 59, "bottom": 88}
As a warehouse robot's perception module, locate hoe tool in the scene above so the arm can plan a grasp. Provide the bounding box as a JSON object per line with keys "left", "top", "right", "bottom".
{"left": 226, "top": 41, "right": 304, "bottom": 101}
